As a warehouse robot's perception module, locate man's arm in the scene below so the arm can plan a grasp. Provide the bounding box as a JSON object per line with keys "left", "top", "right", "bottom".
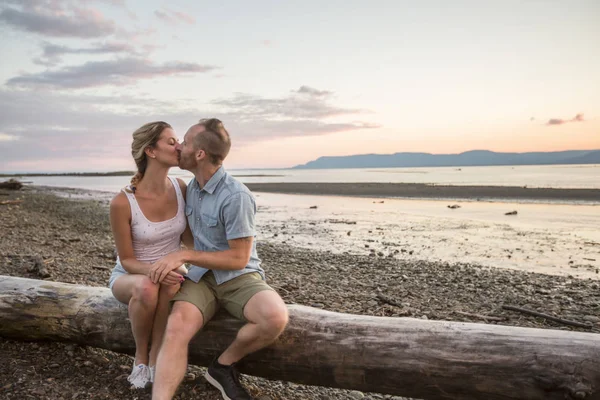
{"left": 149, "top": 237, "right": 253, "bottom": 283}
{"left": 183, "top": 236, "right": 252, "bottom": 270}
{"left": 150, "top": 191, "right": 256, "bottom": 284}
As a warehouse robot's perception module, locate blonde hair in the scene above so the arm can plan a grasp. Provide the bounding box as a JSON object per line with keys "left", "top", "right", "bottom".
{"left": 194, "top": 118, "right": 231, "bottom": 165}
{"left": 128, "top": 121, "right": 172, "bottom": 192}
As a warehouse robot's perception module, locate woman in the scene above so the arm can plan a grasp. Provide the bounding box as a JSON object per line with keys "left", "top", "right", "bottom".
{"left": 108, "top": 121, "right": 188, "bottom": 389}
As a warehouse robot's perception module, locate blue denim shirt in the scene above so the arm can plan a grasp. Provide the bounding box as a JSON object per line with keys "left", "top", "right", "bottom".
{"left": 185, "top": 167, "right": 264, "bottom": 285}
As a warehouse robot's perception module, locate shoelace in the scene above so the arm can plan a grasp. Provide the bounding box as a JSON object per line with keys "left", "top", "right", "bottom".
{"left": 127, "top": 364, "right": 149, "bottom": 388}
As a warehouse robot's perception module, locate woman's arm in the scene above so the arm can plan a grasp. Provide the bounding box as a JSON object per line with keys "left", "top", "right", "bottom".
{"left": 109, "top": 192, "right": 152, "bottom": 275}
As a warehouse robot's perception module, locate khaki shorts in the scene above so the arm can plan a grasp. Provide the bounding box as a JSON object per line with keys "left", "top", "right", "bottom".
{"left": 172, "top": 271, "right": 275, "bottom": 322}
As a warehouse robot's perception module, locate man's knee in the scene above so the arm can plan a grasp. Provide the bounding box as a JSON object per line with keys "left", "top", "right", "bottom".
{"left": 131, "top": 277, "right": 159, "bottom": 305}
{"left": 164, "top": 302, "right": 204, "bottom": 342}
{"left": 261, "top": 300, "right": 289, "bottom": 335}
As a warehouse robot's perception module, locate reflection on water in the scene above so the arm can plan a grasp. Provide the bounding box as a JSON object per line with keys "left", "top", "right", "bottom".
{"left": 255, "top": 193, "right": 600, "bottom": 280}
{"left": 17, "top": 164, "right": 600, "bottom": 193}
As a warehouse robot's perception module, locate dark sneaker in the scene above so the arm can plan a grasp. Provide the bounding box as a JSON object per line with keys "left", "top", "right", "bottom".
{"left": 205, "top": 359, "right": 253, "bottom": 400}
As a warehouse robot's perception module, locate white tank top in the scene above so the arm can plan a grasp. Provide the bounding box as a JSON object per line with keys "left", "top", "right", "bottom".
{"left": 121, "top": 177, "right": 187, "bottom": 264}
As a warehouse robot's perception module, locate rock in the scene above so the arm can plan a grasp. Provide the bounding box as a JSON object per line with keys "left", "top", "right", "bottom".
{"left": 349, "top": 390, "right": 365, "bottom": 399}
{"left": 505, "top": 210, "right": 518, "bottom": 216}
{"left": 309, "top": 206, "right": 318, "bottom": 209}
{"left": 447, "top": 204, "right": 461, "bottom": 209}
{"left": 583, "top": 315, "right": 600, "bottom": 323}
{"left": 311, "top": 303, "right": 324, "bottom": 308}
{"left": 185, "top": 372, "right": 196, "bottom": 381}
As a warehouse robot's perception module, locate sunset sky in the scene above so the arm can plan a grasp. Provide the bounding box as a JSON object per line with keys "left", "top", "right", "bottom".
{"left": 0, "top": 0, "right": 599, "bottom": 172}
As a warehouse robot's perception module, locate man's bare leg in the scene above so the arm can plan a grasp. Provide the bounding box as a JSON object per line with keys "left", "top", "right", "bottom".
{"left": 148, "top": 284, "right": 180, "bottom": 368}
{"left": 152, "top": 301, "right": 203, "bottom": 400}
{"left": 218, "top": 290, "right": 288, "bottom": 366}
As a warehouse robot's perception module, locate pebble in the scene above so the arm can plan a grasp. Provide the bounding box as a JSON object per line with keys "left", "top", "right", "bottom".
{"left": 185, "top": 372, "right": 196, "bottom": 381}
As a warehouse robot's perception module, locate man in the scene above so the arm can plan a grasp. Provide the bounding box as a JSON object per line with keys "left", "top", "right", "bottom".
{"left": 149, "top": 118, "right": 289, "bottom": 400}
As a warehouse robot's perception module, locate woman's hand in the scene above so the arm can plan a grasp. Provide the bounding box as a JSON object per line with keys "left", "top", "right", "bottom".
{"left": 150, "top": 251, "right": 185, "bottom": 284}
{"left": 159, "top": 270, "right": 185, "bottom": 286}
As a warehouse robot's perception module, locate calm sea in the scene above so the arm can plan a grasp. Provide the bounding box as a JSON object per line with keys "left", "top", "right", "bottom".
{"left": 14, "top": 164, "right": 600, "bottom": 193}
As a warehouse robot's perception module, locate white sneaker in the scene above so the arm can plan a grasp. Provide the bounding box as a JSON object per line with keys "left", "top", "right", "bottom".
{"left": 149, "top": 365, "right": 156, "bottom": 383}
{"left": 127, "top": 363, "right": 150, "bottom": 389}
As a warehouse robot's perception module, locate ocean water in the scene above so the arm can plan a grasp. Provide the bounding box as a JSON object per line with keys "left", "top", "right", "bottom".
{"left": 13, "top": 164, "right": 600, "bottom": 193}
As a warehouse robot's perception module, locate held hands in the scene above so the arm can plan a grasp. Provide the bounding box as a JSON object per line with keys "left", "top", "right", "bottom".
{"left": 160, "top": 271, "right": 185, "bottom": 286}
{"left": 150, "top": 251, "right": 186, "bottom": 285}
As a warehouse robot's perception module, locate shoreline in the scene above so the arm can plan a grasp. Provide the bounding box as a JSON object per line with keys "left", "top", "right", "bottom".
{"left": 15, "top": 181, "right": 600, "bottom": 205}
{"left": 246, "top": 182, "right": 600, "bottom": 204}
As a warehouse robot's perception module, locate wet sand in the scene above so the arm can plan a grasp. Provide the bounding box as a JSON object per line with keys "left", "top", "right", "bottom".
{"left": 246, "top": 182, "right": 600, "bottom": 203}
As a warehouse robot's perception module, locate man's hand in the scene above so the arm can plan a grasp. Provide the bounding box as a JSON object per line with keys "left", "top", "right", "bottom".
{"left": 150, "top": 251, "right": 185, "bottom": 284}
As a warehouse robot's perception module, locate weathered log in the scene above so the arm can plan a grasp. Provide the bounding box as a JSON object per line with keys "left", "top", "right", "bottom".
{"left": 0, "top": 275, "right": 599, "bottom": 400}
{"left": 0, "top": 199, "right": 23, "bottom": 205}
{"left": 0, "top": 179, "right": 23, "bottom": 190}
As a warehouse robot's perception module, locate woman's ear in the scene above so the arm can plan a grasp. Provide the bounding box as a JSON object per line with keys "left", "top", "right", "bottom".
{"left": 144, "top": 146, "right": 156, "bottom": 159}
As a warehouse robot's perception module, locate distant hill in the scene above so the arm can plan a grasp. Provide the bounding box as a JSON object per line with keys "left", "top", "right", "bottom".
{"left": 292, "top": 150, "right": 600, "bottom": 169}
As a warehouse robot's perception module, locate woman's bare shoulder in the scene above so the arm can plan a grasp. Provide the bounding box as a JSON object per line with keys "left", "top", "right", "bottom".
{"left": 110, "top": 191, "right": 130, "bottom": 212}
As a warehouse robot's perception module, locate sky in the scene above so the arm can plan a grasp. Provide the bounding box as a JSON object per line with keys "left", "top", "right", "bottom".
{"left": 0, "top": 0, "right": 599, "bottom": 172}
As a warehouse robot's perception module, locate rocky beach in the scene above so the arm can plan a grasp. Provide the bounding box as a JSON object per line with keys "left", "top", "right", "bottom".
{"left": 1, "top": 185, "right": 599, "bottom": 400}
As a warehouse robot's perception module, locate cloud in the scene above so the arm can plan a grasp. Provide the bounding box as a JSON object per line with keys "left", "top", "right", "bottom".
{"left": 0, "top": 87, "right": 380, "bottom": 170}
{"left": 0, "top": 133, "right": 20, "bottom": 141}
{"left": 295, "top": 86, "right": 332, "bottom": 97}
{"left": 0, "top": 4, "right": 116, "bottom": 38}
{"left": 154, "top": 8, "right": 195, "bottom": 25}
{"left": 33, "top": 41, "right": 139, "bottom": 66}
{"left": 213, "top": 86, "right": 368, "bottom": 120}
{"left": 572, "top": 113, "right": 584, "bottom": 122}
{"left": 7, "top": 57, "right": 219, "bottom": 88}
{"left": 546, "top": 113, "right": 585, "bottom": 126}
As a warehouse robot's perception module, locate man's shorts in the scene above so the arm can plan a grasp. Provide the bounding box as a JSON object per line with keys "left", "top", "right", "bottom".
{"left": 171, "top": 271, "right": 275, "bottom": 322}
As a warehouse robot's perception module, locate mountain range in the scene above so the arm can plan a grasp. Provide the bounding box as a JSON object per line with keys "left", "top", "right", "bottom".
{"left": 292, "top": 150, "right": 600, "bottom": 169}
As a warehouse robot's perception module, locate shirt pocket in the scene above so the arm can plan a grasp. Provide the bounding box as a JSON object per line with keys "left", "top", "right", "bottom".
{"left": 201, "top": 213, "right": 223, "bottom": 244}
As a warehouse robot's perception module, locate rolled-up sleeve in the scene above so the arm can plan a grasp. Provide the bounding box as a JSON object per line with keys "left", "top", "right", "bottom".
{"left": 221, "top": 192, "right": 256, "bottom": 240}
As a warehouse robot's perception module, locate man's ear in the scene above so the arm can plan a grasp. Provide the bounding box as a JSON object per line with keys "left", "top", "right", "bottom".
{"left": 195, "top": 148, "right": 205, "bottom": 161}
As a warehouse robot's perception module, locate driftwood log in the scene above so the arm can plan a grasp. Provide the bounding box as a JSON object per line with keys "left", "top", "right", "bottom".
{"left": 0, "top": 179, "right": 23, "bottom": 190}
{"left": 0, "top": 275, "right": 599, "bottom": 400}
